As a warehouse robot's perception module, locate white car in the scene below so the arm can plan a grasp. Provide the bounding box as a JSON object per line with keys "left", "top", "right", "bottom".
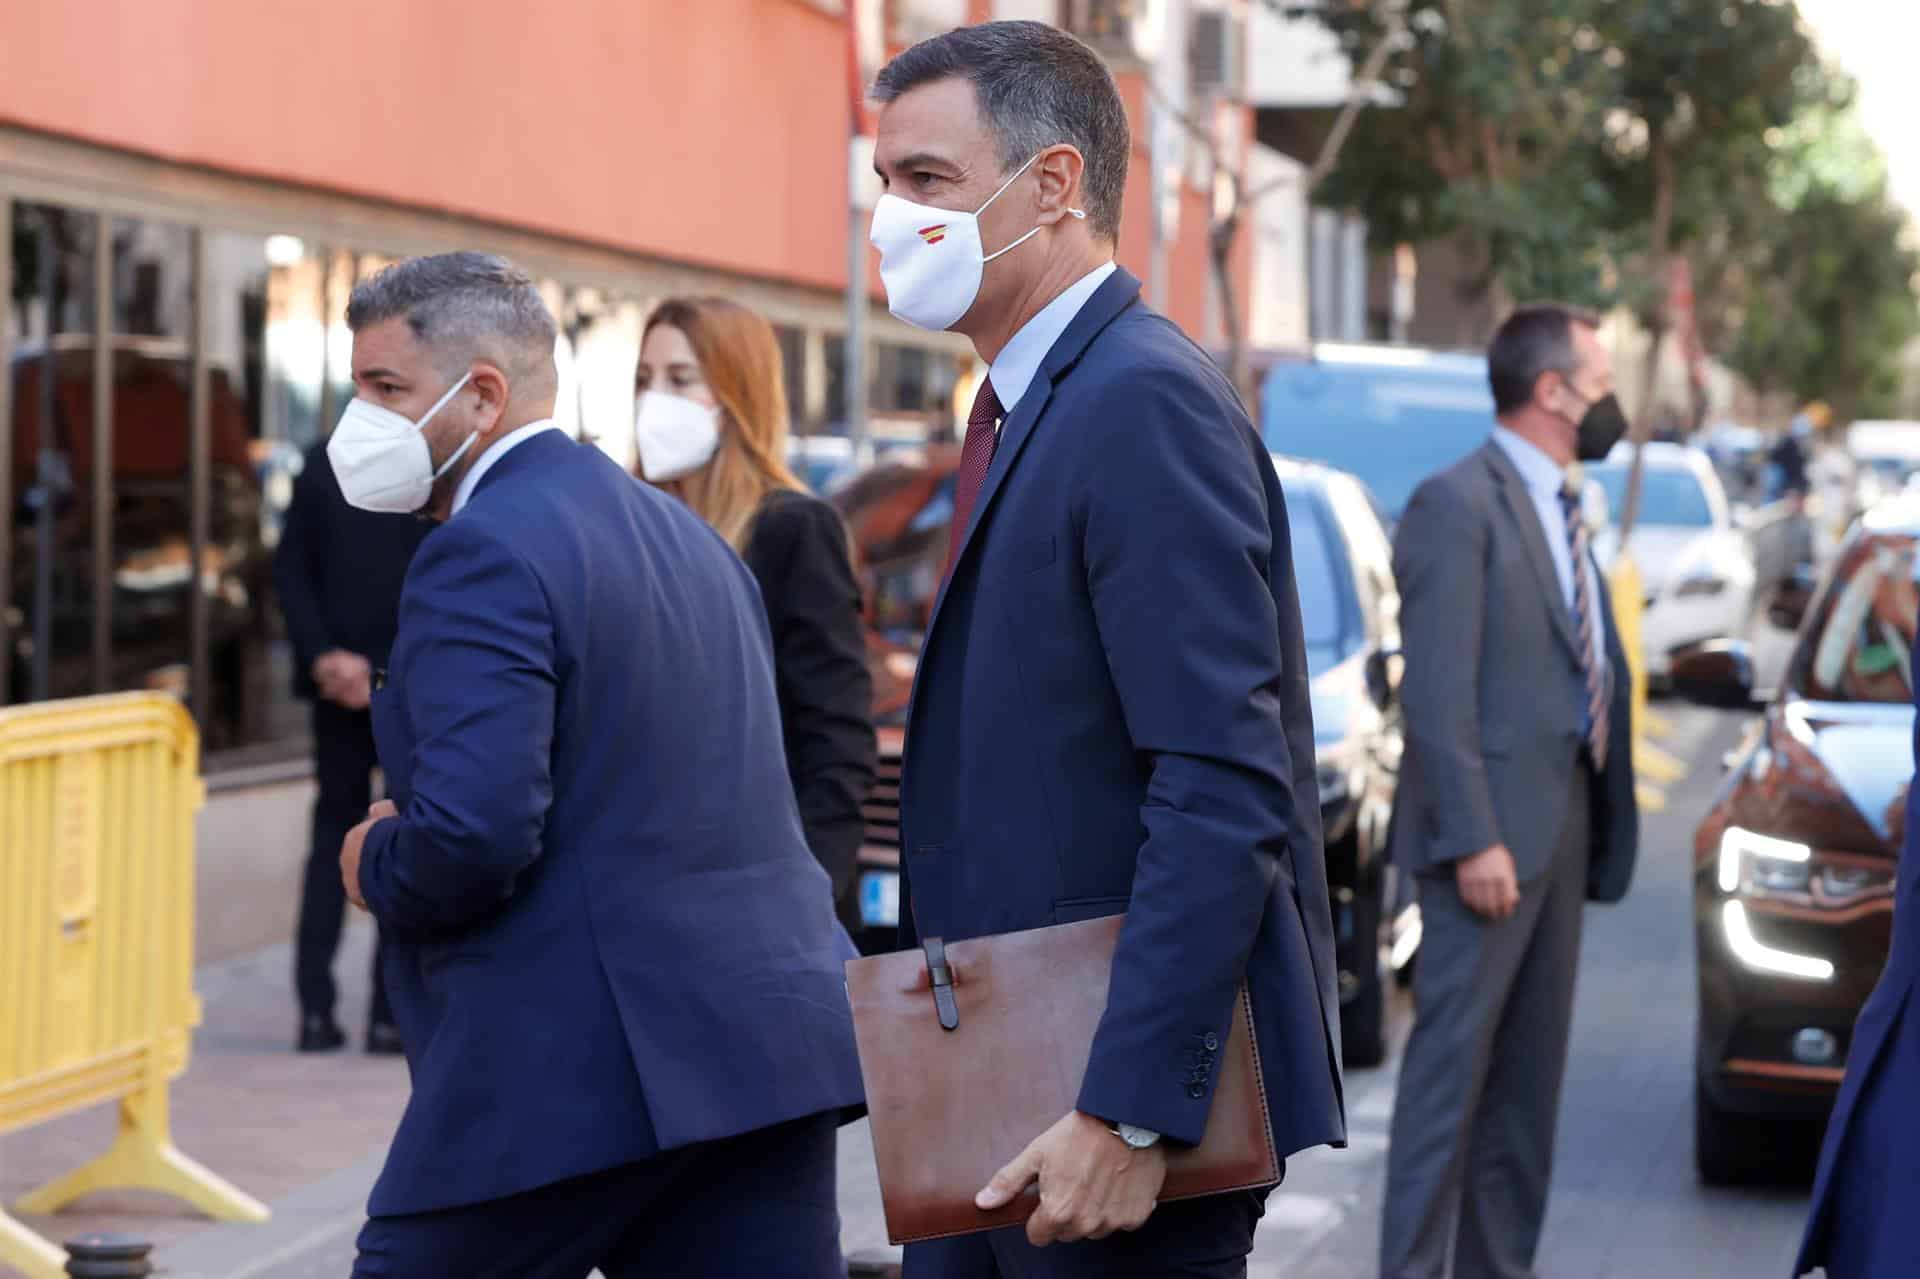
{"left": 1589, "top": 442, "right": 1757, "bottom": 680}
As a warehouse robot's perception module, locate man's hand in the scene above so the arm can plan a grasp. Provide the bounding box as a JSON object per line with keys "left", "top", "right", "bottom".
{"left": 1456, "top": 843, "right": 1520, "bottom": 920}
{"left": 975, "top": 1111, "right": 1166, "bottom": 1246}
{"left": 313, "top": 650, "right": 372, "bottom": 711}
{"left": 341, "top": 800, "right": 399, "bottom": 912}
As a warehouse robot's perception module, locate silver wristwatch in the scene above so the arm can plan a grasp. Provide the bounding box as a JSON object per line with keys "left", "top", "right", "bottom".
{"left": 1108, "top": 1121, "right": 1162, "bottom": 1150}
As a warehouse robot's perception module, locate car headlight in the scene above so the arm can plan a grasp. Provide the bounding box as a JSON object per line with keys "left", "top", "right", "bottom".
{"left": 1718, "top": 827, "right": 1810, "bottom": 895}
{"left": 1673, "top": 575, "right": 1729, "bottom": 598}
{"left": 1721, "top": 901, "right": 1834, "bottom": 981}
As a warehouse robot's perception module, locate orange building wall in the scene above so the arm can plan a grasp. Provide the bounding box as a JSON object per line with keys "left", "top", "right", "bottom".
{"left": 0, "top": 0, "right": 855, "bottom": 290}
{"left": 0, "top": 0, "right": 1246, "bottom": 341}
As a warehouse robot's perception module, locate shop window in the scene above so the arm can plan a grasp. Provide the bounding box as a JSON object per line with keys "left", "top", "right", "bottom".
{"left": 773, "top": 324, "right": 810, "bottom": 434}
{"left": 7, "top": 201, "right": 100, "bottom": 709}
{"left": 872, "top": 341, "right": 931, "bottom": 415}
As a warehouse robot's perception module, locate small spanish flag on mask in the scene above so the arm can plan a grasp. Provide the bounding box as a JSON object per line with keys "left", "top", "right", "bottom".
{"left": 917, "top": 224, "right": 948, "bottom": 245}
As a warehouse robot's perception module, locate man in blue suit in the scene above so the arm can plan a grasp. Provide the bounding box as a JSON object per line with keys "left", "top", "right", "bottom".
{"left": 1797, "top": 634, "right": 1920, "bottom": 1277}
{"left": 326, "top": 253, "right": 863, "bottom": 1278}
{"left": 868, "top": 23, "right": 1344, "bottom": 1277}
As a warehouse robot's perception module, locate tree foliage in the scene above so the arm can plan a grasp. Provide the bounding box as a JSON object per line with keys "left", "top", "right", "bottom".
{"left": 1301, "top": 0, "right": 1920, "bottom": 418}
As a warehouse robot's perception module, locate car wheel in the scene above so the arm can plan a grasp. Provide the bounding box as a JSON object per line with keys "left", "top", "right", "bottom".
{"left": 1694, "top": 1075, "right": 1808, "bottom": 1185}
{"left": 1341, "top": 880, "right": 1389, "bottom": 1069}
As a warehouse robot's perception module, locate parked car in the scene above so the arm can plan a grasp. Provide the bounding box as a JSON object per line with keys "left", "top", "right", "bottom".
{"left": 1667, "top": 499, "right": 1918, "bottom": 1183}
{"left": 1259, "top": 343, "right": 1494, "bottom": 522}
{"left": 1845, "top": 419, "right": 1920, "bottom": 509}
{"left": 833, "top": 450, "right": 1416, "bottom": 1069}
{"left": 1588, "top": 442, "right": 1757, "bottom": 682}
{"left": 1271, "top": 455, "right": 1412, "bottom": 1067}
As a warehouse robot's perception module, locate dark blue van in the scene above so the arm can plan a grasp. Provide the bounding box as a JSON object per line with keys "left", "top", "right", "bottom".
{"left": 1260, "top": 344, "right": 1495, "bottom": 521}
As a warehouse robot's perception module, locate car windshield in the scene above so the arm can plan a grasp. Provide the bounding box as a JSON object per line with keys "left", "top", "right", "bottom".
{"left": 1585, "top": 464, "right": 1715, "bottom": 528}
{"left": 1279, "top": 483, "right": 1349, "bottom": 674}
{"left": 1798, "top": 538, "right": 1918, "bottom": 704}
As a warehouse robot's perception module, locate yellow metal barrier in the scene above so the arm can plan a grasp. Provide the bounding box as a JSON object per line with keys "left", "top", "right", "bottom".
{"left": 1, "top": 693, "right": 267, "bottom": 1279}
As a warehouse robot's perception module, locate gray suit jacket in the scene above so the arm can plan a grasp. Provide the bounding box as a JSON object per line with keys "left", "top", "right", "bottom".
{"left": 1390, "top": 441, "right": 1638, "bottom": 901}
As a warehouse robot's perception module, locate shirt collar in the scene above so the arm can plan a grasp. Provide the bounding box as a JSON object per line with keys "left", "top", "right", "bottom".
{"left": 1491, "top": 425, "right": 1573, "bottom": 498}
{"left": 452, "top": 419, "right": 562, "bottom": 515}
{"left": 988, "top": 261, "right": 1117, "bottom": 414}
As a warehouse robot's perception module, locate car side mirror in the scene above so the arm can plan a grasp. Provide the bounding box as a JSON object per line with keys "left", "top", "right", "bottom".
{"left": 1669, "top": 639, "right": 1765, "bottom": 711}
{"left": 1767, "top": 565, "right": 1817, "bottom": 632}
{"left": 1364, "top": 648, "right": 1402, "bottom": 712}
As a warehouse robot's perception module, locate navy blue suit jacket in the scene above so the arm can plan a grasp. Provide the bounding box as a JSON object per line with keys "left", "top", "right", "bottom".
{"left": 357, "top": 430, "right": 863, "bottom": 1217}
{"left": 1797, "top": 663, "right": 1920, "bottom": 1275}
{"left": 897, "top": 269, "right": 1346, "bottom": 1158}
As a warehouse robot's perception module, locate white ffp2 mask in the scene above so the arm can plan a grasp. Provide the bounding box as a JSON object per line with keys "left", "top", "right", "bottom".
{"left": 633, "top": 391, "right": 722, "bottom": 482}
{"left": 327, "top": 372, "right": 475, "bottom": 514}
{"left": 868, "top": 153, "right": 1085, "bottom": 332}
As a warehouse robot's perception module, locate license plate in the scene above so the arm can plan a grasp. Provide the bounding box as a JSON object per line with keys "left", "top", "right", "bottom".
{"left": 859, "top": 869, "right": 900, "bottom": 929}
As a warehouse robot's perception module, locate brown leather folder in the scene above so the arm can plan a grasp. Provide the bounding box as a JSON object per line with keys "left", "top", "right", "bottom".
{"left": 845, "top": 913, "right": 1280, "bottom": 1245}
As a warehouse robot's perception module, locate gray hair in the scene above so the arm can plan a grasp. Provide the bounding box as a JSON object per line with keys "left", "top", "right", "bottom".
{"left": 872, "top": 21, "right": 1129, "bottom": 241}
{"left": 1487, "top": 303, "right": 1601, "bottom": 415}
{"left": 346, "top": 251, "right": 558, "bottom": 387}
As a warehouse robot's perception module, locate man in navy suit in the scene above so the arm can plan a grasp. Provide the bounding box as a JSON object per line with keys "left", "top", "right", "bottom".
{"left": 868, "top": 23, "right": 1344, "bottom": 1277}
{"left": 327, "top": 253, "right": 863, "bottom": 1278}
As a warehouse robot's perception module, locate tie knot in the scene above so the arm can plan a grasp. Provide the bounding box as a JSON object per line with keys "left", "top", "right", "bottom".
{"left": 968, "top": 376, "right": 1003, "bottom": 431}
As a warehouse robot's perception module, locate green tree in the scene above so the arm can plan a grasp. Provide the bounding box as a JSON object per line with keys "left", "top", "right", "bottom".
{"left": 1591, "top": 0, "right": 1813, "bottom": 428}
{"left": 1309, "top": 0, "right": 1623, "bottom": 310}
{"left": 1724, "top": 174, "right": 1920, "bottom": 421}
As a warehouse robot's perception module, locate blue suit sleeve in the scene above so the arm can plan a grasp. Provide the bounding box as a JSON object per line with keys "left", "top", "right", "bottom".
{"left": 1073, "top": 368, "right": 1297, "bottom": 1147}
{"left": 358, "top": 518, "right": 556, "bottom": 934}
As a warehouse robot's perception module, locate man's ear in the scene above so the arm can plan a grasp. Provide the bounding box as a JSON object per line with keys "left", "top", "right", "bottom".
{"left": 470, "top": 363, "right": 511, "bottom": 430}
{"left": 1034, "top": 144, "right": 1087, "bottom": 228}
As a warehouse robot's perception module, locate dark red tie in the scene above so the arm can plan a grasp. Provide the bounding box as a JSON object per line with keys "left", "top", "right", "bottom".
{"left": 943, "top": 376, "right": 1003, "bottom": 583}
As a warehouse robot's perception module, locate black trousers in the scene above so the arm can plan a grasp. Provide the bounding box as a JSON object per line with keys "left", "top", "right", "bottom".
{"left": 905, "top": 1187, "right": 1271, "bottom": 1278}
{"left": 352, "top": 1112, "right": 843, "bottom": 1278}
{"left": 294, "top": 699, "right": 391, "bottom": 1026}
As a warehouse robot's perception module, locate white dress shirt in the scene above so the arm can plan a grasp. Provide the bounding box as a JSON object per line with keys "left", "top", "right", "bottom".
{"left": 451, "top": 419, "right": 564, "bottom": 516}
{"left": 988, "top": 261, "right": 1118, "bottom": 419}
{"left": 1491, "top": 426, "right": 1608, "bottom": 674}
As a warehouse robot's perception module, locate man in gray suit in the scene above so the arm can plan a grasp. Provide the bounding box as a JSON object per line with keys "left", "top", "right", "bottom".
{"left": 1380, "top": 304, "right": 1640, "bottom": 1279}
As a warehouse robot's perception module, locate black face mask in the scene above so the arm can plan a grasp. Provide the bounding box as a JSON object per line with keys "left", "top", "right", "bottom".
{"left": 1570, "top": 391, "right": 1628, "bottom": 462}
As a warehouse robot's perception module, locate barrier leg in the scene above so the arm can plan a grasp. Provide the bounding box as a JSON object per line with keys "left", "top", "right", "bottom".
{"left": 14, "top": 1074, "right": 268, "bottom": 1224}
{"left": 0, "top": 1208, "right": 68, "bottom": 1279}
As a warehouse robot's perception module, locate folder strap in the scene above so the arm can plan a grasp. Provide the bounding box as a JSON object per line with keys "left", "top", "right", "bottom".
{"left": 923, "top": 937, "right": 960, "bottom": 1031}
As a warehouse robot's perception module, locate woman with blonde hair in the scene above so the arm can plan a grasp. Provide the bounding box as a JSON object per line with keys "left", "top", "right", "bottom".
{"left": 634, "top": 297, "right": 876, "bottom": 934}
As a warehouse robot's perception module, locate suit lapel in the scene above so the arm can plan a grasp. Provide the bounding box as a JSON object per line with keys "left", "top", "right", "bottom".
{"left": 920, "top": 268, "right": 1144, "bottom": 644}
{"left": 1483, "top": 444, "right": 1583, "bottom": 661}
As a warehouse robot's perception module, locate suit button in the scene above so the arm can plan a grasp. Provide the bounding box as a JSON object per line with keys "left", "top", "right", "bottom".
{"left": 1204, "top": 1033, "right": 1219, "bottom": 1051}
{"left": 1188, "top": 1083, "right": 1205, "bottom": 1099}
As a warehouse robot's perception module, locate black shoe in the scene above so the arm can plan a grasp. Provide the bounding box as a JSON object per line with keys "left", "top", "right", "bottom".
{"left": 365, "top": 1022, "right": 405, "bottom": 1056}
{"left": 298, "top": 1014, "right": 347, "bottom": 1054}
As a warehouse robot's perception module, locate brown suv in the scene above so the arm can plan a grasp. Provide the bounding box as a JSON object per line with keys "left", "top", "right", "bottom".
{"left": 1670, "top": 503, "right": 1915, "bottom": 1183}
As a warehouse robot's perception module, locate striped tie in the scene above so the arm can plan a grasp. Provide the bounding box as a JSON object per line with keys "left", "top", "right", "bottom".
{"left": 1559, "top": 483, "right": 1610, "bottom": 768}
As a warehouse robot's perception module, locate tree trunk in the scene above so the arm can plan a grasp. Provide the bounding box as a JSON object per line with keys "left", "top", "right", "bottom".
{"left": 1620, "top": 131, "right": 1677, "bottom": 544}
{"left": 1213, "top": 207, "right": 1255, "bottom": 412}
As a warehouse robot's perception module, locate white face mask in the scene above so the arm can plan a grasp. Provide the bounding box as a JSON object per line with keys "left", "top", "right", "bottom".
{"left": 868, "top": 152, "right": 1085, "bottom": 332}
{"left": 327, "top": 372, "right": 475, "bottom": 514}
{"left": 633, "top": 391, "right": 722, "bottom": 482}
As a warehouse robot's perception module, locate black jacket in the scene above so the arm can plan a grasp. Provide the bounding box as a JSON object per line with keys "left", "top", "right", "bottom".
{"left": 273, "top": 440, "right": 433, "bottom": 700}
{"left": 741, "top": 489, "right": 877, "bottom": 922}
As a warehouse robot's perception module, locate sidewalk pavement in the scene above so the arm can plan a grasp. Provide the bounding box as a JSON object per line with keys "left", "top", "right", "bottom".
{"left": 1, "top": 918, "right": 902, "bottom": 1279}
